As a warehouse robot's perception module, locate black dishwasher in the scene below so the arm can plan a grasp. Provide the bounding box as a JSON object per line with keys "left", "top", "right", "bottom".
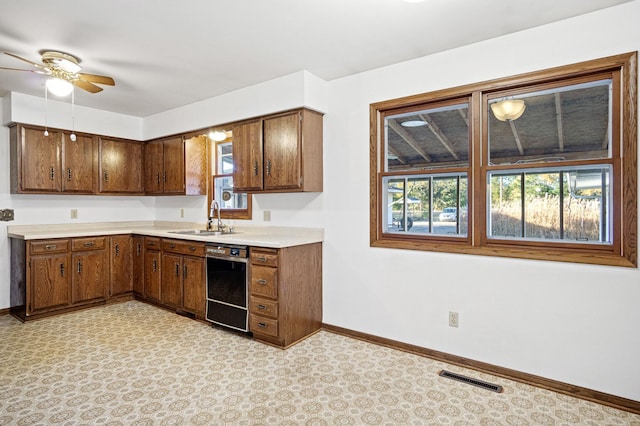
{"left": 205, "top": 243, "right": 249, "bottom": 332}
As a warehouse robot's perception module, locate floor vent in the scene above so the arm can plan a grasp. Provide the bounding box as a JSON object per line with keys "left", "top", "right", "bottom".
{"left": 438, "top": 370, "right": 503, "bottom": 393}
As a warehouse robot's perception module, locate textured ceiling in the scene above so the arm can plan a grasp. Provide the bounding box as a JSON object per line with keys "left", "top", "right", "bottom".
{"left": 0, "top": 0, "right": 631, "bottom": 117}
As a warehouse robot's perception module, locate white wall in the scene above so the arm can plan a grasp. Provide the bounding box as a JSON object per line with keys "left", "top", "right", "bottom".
{"left": 321, "top": 1, "right": 640, "bottom": 402}
{"left": 0, "top": 1, "right": 638, "bottom": 403}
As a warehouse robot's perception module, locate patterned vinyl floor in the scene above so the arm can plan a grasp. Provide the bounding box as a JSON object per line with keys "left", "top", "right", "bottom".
{"left": 0, "top": 301, "right": 638, "bottom": 425}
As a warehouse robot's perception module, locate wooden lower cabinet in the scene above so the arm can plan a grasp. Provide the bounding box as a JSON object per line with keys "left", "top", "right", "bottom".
{"left": 181, "top": 256, "right": 206, "bottom": 316}
{"left": 161, "top": 239, "right": 206, "bottom": 316}
{"left": 249, "top": 243, "right": 322, "bottom": 348}
{"left": 109, "top": 235, "right": 133, "bottom": 297}
{"left": 144, "top": 237, "right": 162, "bottom": 302}
{"left": 29, "top": 243, "right": 71, "bottom": 314}
{"left": 71, "top": 237, "right": 107, "bottom": 305}
{"left": 132, "top": 236, "right": 145, "bottom": 295}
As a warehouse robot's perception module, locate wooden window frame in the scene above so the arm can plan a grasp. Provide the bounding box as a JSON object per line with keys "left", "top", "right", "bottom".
{"left": 208, "top": 138, "right": 252, "bottom": 220}
{"left": 370, "top": 52, "right": 637, "bottom": 267}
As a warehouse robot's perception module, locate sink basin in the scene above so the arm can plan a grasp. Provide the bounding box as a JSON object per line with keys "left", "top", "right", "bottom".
{"left": 169, "top": 229, "right": 239, "bottom": 236}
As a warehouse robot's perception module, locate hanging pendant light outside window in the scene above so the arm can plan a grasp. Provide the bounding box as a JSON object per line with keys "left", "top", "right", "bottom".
{"left": 46, "top": 77, "right": 74, "bottom": 97}
{"left": 490, "top": 98, "right": 526, "bottom": 121}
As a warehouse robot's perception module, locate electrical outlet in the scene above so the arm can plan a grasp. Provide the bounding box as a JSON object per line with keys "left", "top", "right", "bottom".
{"left": 180, "top": 208, "right": 185, "bottom": 218}
{"left": 70, "top": 209, "right": 78, "bottom": 219}
{"left": 264, "top": 210, "right": 271, "bottom": 222}
{"left": 449, "top": 311, "right": 459, "bottom": 328}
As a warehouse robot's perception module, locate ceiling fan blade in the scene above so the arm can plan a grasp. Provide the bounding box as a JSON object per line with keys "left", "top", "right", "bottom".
{"left": 78, "top": 73, "right": 115, "bottom": 86}
{"left": 73, "top": 79, "right": 103, "bottom": 93}
{"left": 4, "top": 52, "right": 46, "bottom": 69}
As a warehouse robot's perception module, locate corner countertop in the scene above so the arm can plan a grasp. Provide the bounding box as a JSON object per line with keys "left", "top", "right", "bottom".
{"left": 7, "top": 221, "right": 324, "bottom": 248}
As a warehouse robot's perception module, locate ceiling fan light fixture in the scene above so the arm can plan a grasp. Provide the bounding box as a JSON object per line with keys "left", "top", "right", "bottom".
{"left": 46, "top": 77, "right": 73, "bottom": 97}
{"left": 491, "top": 99, "right": 526, "bottom": 121}
{"left": 56, "top": 58, "right": 81, "bottom": 74}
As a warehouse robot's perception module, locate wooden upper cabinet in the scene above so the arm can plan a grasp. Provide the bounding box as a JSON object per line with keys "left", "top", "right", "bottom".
{"left": 99, "top": 138, "right": 144, "bottom": 194}
{"left": 232, "top": 108, "right": 323, "bottom": 193}
{"left": 264, "top": 112, "right": 302, "bottom": 191}
{"left": 10, "top": 124, "right": 96, "bottom": 194}
{"left": 232, "top": 119, "right": 264, "bottom": 192}
{"left": 143, "top": 135, "right": 206, "bottom": 195}
{"left": 62, "top": 132, "right": 96, "bottom": 193}
{"left": 15, "top": 125, "right": 62, "bottom": 193}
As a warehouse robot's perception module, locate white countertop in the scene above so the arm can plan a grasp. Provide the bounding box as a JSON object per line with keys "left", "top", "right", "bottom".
{"left": 7, "top": 221, "right": 324, "bottom": 248}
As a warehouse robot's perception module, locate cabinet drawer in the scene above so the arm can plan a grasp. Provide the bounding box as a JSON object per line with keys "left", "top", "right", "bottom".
{"left": 161, "top": 239, "right": 205, "bottom": 256}
{"left": 250, "top": 266, "right": 277, "bottom": 298}
{"left": 250, "top": 249, "right": 278, "bottom": 267}
{"left": 145, "top": 237, "right": 161, "bottom": 251}
{"left": 250, "top": 314, "right": 278, "bottom": 338}
{"left": 250, "top": 296, "right": 278, "bottom": 319}
{"left": 71, "top": 237, "right": 106, "bottom": 251}
{"left": 29, "top": 239, "right": 70, "bottom": 255}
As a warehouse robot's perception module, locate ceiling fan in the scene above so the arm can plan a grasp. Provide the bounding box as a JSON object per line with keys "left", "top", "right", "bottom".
{"left": 0, "top": 50, "right": 115, "bottom": 96}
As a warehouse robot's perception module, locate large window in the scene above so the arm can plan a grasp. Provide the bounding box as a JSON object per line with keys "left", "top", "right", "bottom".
{"left": 370, "top": 53, "right": 637, "bottom": 267}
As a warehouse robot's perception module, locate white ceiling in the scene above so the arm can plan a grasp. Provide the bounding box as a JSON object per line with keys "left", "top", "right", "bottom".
{"left": 0, "top": 0, "right": 631, "bottom": 117}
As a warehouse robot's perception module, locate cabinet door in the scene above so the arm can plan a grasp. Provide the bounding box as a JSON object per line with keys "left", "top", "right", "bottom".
{"left": 263, "top": 112, "right": 301, "bottom": 190}
{"left": 144, "top": 250, "right": 161, "bottom": 301}
{"left": 30, "top": 253, "right": 70, "bottom": 312}
{"left": 72, "top": 251, "right": 107, "bottom": 304}
{"left": 232, "top": 120, "right": 263, "bottom": 191}
{"left": 162, "top": 137, "right": 185, "bottom": 194}
{"left": 182, "top": 256, "right": 205, "bottom": 315}
{"left": 62, "top": 133, "right": 95, "bottom": 193}
{"left": 20, "top": 127, "right": 62, "bottom": 192}
{"left": 99, "top": 138, "right": 144, "bottom": 193}
{"left": 110, "top": 235, "right": 133, "bottom": 297}
{"left": 132, "top": 236, "right": 145, "bottom": 295}
{"left": 144, "top": 141, "right": 164, "bottom": 194}
{"left": 161, "top": 253, "right": 183, "bottom": 308}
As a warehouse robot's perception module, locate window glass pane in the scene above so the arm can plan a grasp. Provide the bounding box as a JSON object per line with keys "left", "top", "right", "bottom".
{"left": 488, "top": 166, "right": 611, "bottom": 244}
{"left": 383, "top": 174, "right": 467, "bottom": 237}
{"left": 385, "top": 102, "right": 469, "bottom": 172}
{"left": 217, "top": 142, "right": 234, "bottom": 174}
{"left": 214, "top": 176, "right": 247, "bottom": 209}
{"left": 488, "top": 79, "right": 612, "bottom": 165}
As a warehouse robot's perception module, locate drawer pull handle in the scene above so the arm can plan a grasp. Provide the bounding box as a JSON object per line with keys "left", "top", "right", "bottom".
{"left": 266, "top": 159, "right": 272, "bottom": 176}
{"left": 189, "top": 246, "right": 196, "bottom": 252}
{"left": 183, "top": 265, "right": 188, "bottom": 279}
{"left": 175, "top": 263, "right": 180, "bottom": 276}
{"left": 115, "top": 244, "right": 120, "bottom": 256}
{"left": 153, "top": 259, "right": 157, "bottom": 272}
{"left": 169, "top": 244, "right": 176, "bottom": 248}
{"left": 257, "top": 279, "right": 268, "bottom": 285}
{"left": 60, "top": 263, "right": 65, "bottom": 277}
{"left": 103, "top": 171, "right": 109, "bottom": 182}
{"left": 257, "top": 304, "right": 267, "bottom": 310}
{"left": 84, "top": 241, "right": 95, "bottom": 247}
{"left": 67, "top": 168, "right": 72, "bottom": 181}
{"left": 256, "top": 256, "right": 267, "bottom": 262}
{"left": 136, "top": 243, "right": 141, "bottom": 256}
{"left": 50, "top": 167, "right": 55, "bottom": 180}
{"left": 77, "top": 260, "right": 82, "bottom": 274}
{"left": 253, "top": 161, "right": 258, "bottom": 176}
{"left": 156, "top": 173, "right": 160, "bottom": 184}
{"left": 257, "top": 322, "right": 267, "bottom": 328}
{"left": 45, "top": 244, "right": 57, "bottom": 250}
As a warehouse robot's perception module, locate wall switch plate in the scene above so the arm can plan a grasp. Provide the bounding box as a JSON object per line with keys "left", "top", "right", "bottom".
{"left": 449, "top": 311, "right": 459, "bottom": 328}
{"left": 0, "top": 209, "right": 14, "bottom": 221}
{"left": 264, "top": 210, "right": 271, "bottom": 222}
{"left": 70, "top": 209, "right": 78, "bottom": 219}
{"left": 180, "top": 208, "right": 185, "bottom": 218}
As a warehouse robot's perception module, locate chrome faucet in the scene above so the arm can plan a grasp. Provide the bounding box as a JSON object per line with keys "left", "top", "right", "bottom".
{"left": 208, "top": 200, "right": 224, "bottom": 232}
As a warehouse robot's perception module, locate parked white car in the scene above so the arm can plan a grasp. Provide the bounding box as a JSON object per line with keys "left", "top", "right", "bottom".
{"left": 439, "top": 207, "right": 457, "bottom": 221}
